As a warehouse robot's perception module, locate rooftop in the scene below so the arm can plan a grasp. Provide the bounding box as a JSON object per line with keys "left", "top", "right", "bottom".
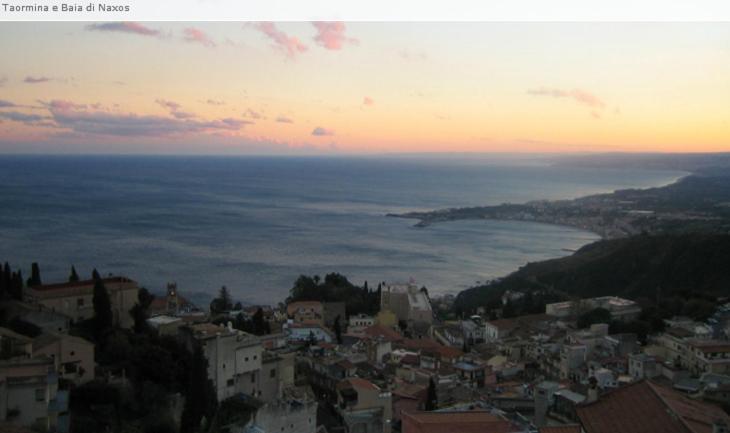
{"left": 576, "top": 380, "right": 730, "bottom": 433}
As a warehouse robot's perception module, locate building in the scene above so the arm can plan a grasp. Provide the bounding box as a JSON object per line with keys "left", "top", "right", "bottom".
{"left": 32, "top": 333, "right": 95, "bottom": 385}
{"left": 484, "top": 314, "right": 552, "bottom": 342}
{"left": 0, "top": 357, "right": 69, "bottom": 433}
{"left": 545, "top": 296, "right": 641, "bottom": 322}
{"left": 24, "top": 277, "right": 139, "bottom": 329}
{"left": 146, "top": 315, "right": 184, "bottom": 336}
{"left": 576, "top": 380, "right": 730, "bottom": 433}
{"left": 380, "top": 284, "right": 433, "bottom": 325}
{"left": 284, "top": 323, "right": 334, "bottom": 344}
{"left": 148, "top": 283, "right": 201, "bottom": 317}
{"left": 401, "top": 410, "right": 520, "bottom": 433}
{"left": 348, "top": 314, "right": 376, "bottom": 336}
{"left": 258, "top": 350, "right": 296, "bottom": 402}
{"left": 243, "top": 387, "right": 318, "bottom": 433}
{"left": 179, "top": 323, "right": 263, "bottom": 402}
{"left": 0, "top": 327, "right": 33, "bottom": 360}
{"left": 686, "top": 340, "right": 730, "bottom": 375}
{"left": 628, "top": 353, "right": 660, "bottom": 380}
{"left": 336, "top": 377, "right": 393, "bottom": 433}
{"left": 286, "top": 301, "right": 324, "bottom": 325}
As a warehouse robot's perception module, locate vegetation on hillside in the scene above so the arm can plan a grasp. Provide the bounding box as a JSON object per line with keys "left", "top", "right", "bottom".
{"left": 287, "top": 273, "right": 382, "bottom": 316}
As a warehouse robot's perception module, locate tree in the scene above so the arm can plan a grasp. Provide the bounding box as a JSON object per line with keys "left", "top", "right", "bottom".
{"left": 180, "top": 346, "right": 217, "bottom": 433}
{"left": 425, "top": 377, "right": 437, "bottom": 411}
{"left": 93, "top": 279, "right": 113, "bottom": 334}
{"left": 10, "top": 270, "right": 23, "bottom": 300}
{"left": 130, "top": 288, "right": 155, "bottom": 333}
{"left": 333, "top": 315, "right": 342, "bottom": 344}
{"left": 69, "top": 265, "right": 80, "bottom": 282}
{"left": 27, "top": 262, "right": 41, "bottom": 287}
{"left": 91, "top": 268, "right": 101, "bottom": 280}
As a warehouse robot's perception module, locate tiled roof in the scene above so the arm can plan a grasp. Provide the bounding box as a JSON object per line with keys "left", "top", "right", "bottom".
{"left": 576, "top": 380, "right": 730, "bottom": 433}
{"left": 337, "top": 377, "right": 380, "bottom": 392}
{"left": 363, "top": 324, "right": 403, "bottom": 342}
{"left": 402, "top": 411, "right": 519, "bottom": 433}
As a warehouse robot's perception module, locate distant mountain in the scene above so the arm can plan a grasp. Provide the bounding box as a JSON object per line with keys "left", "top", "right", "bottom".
{"left": 453, "top": 233, "right": 730, "bottom": 316}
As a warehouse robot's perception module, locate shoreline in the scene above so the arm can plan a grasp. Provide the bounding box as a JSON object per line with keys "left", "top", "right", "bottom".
{"left": 387, "top": 170, "right": 693, "bottom": 240}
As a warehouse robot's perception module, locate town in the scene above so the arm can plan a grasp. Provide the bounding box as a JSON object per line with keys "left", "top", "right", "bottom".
{"left": 2, "top": 263, "right": 729, "bottom": 433}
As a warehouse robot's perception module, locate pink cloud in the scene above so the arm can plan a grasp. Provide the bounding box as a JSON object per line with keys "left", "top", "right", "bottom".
{"left": 254, "top": 22, "right": 307, "bottom": 58}
{"left": 155, "top": 99, "right": 196, "bottom": 119}
{"left": 276, "top": 116, "right": 294, "bottom": 124}
{"left": 312, "top": 22, "right": 357, "bottom": 50}
{"left": 363, "top": 96, "right": 374, "bottom": 106}
{"left": 183, "top": 27, "right": 216, "bottom": 47}
{"left": 45, "top": 99, "right": 251, "bottom": 137}
{"left": 86, "top": 22, "right": 160, "bottom": 37}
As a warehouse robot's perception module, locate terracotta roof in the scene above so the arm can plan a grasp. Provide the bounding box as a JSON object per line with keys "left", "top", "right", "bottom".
{"left": 29, "top": 276, "right": 135, "bottom": 291}
{"left": 402, "top": 411, "right": 519, "bottom": 433}
{"left": 363, "top": 324, "right": 403, "bottom": 342}
{"left": 400, "top": 338, "right": 442, "bottom": 351}
{"left": 576, "top": 380, "right": 730, "bottom": 433}
{"left": 337, "top": 377, "right": 380, "bottom": 392}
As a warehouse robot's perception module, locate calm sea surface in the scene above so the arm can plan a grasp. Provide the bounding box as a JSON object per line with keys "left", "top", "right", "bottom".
{"left": 0, "top": 155, "right": 684, "bottom": 305}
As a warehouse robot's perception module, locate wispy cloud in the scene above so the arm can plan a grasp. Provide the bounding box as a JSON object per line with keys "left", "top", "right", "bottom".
{"left": 0, "top": 99, "right": 18, "bottom": 108}
{"left": 527, "top": 87, "right": 605, "bottom": 109}
{"left": 155, "top": 98, "right": 196, "bottom": 119}
{"left": 363, "top": 96, "right": 374, "bottom": 106}
{"left": 254, "top": 22, "right": 307, "bottom": 58}
{"left": 205, "top": 99, "right": 225, "bottom": 106}
{"left": 312, "top": 22, "right": 357, "bottom": 50}
{"left": 276, "top": 116, "right": 294, "bottom": 124}
{"left": 24, "top": 76, "right": 51, "bottom": 84}
{"left": 0, "top": 76, "right": 7, "bottom": 87}
{"left": 244, "top": 109, "right": 264, "bottom": 120}
{"left": 312, "top": 127, "right": 334, "bottom": 136}
{"left": 48, "top": 99, "right": 251, "bottom": 137}
{"left": 183, "top": 27, "right": 216, "bottom": 47}
{"left": 0, "top": 111, "right": 49, "bottom": 124}
{"left": 86, "top": 22, "right": 161, "bottom": 37}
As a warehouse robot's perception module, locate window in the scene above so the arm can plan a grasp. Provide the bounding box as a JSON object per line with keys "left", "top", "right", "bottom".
{"left": 253, "top": 355, "right": 257, "bottom": 360}
{"left": 35, "top": 388, "right": 45, "bottom": 402}
{"left": 226, "top": 379, "right": 234, "bottom": 387}
{"left": 77, "top": 298, "right": 84, "bottom": 307}
{"left": 251, "top": 374, "right": 255, "bottom": 383}
{"left": 245, "top": 357, "right": 249, "bottom": 362}
{"left": 270, "top": 369, "right": 276, "bottom": 378}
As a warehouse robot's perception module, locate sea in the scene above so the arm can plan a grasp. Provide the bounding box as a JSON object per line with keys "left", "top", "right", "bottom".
{"left": 0, "top": 155, "right": 685, "bottom": 306}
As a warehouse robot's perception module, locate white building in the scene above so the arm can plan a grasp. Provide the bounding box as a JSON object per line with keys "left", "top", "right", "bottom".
{"left": 380, "top": 283, "right": 433, "bottom": 324}
{"left": 545, "top": 296, "right": 641, "bottom": 322}
{"left": 0, "top": 356, "right": 68, "bottom": 432}
{"left": 348, "top": 314, "right": 375, "bottom": 336}
{"left": 181, "top": 323, "right": 263, "bottom": 402}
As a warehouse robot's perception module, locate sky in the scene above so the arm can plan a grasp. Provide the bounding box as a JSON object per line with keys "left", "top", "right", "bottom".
{"left": 0, "top": 22, "right": 728, "bottom": 155}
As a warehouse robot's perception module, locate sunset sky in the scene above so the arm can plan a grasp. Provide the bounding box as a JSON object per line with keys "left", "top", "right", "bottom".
{"left": 0, "top": 22, "right": 728, "bottom": 154}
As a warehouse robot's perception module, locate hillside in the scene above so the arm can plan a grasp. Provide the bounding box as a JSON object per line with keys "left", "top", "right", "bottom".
{"left": 452, "top": 233, "right": 730, "bottom": 317}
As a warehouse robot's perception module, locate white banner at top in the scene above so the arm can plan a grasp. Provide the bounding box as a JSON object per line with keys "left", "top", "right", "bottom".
{"left": 1, "top": 0, "right": 730, "bottom": 21}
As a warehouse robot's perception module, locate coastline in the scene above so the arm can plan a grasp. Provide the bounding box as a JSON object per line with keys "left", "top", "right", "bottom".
{"left": 387, "top": 169, "right": 692, "bottom": 240}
